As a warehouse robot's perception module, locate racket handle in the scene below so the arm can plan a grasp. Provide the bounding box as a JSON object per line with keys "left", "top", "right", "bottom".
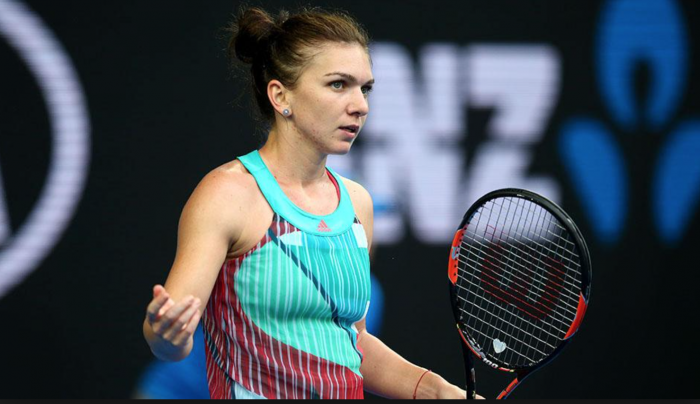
{"left": 463, "top": 344, "right": 476, "bottom": 399}
{"left": 450, "top": 283, "right": 476, "bottom": 399}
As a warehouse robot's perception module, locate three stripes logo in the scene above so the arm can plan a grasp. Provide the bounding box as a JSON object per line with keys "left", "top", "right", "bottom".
{"left": 317, "top": 220, "right": 332, "bottom": 233}
{"left": 558, "top": 0, "right": 700, "bottom": 246}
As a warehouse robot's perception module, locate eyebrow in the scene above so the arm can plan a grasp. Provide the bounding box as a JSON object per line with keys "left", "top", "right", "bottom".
{"left": 324, "top": 72, "right": 375, "bottom": 86}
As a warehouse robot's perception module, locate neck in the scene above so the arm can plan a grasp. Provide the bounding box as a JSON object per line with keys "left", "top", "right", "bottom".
{"left": 258, "top": 127, "right": 328, "bottom": 188}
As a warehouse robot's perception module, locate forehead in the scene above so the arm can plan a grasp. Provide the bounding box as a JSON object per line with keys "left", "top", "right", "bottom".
{"left": 302, "top": 43, "right": 373, "bottom": 81}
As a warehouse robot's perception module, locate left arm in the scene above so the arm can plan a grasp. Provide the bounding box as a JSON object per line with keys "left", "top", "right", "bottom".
{"left": 341, "top": 177, "right": 467, "bottom": 399}
{"left": 357, "top": 320, "right": 466, "bottom": 399}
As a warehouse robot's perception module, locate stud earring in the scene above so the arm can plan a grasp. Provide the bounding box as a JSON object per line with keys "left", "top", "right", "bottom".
{"left": 283, "top": 109, "right": 291, "bottom": 117}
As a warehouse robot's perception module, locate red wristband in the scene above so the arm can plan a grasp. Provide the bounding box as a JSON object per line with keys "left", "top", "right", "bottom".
{"left": 413, "top": 369, "right": 432, "bottom": 399}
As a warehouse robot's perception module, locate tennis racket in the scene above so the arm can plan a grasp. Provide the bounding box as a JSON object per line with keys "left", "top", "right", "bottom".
{"left": 447, "top": 188, "right": 592, "bottom": 399}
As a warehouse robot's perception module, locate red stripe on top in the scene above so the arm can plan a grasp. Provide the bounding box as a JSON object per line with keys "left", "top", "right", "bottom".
{"left": 326, "top": 170, "right": 341, "bottom": 200}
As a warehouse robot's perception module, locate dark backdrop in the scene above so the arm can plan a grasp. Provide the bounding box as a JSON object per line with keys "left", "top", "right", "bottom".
{"left": 0, "top": 0, "right": 699, "bottom": 399}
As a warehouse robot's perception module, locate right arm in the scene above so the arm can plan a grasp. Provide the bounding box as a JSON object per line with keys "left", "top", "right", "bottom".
{"left": 142, "top": 168, "right": 251, "bottom": 361}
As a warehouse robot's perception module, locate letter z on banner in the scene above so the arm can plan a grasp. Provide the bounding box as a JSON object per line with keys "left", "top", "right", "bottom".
{"left": 0, "top": 0, "right": 91, "bottom": 298}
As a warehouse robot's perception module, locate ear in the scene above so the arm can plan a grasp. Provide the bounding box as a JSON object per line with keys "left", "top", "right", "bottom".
{"left": 267, "top": 79, "right": 291, "bottom": 116}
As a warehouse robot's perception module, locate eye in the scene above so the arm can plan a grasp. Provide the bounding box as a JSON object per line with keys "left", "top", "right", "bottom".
{"left": 331, "top": 81, "right": 344, "bottom": 90}
{"left": 361, "top": 85, "right": 373, "bottom": 96}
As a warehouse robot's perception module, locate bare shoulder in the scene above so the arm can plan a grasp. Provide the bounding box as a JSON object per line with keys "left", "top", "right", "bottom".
{"left": 180, "top": 160, "right": 269, "bottom": 249}
{"left": 189, "top": 160, "right": 259, "bottom": 207}
{"left": 339, "top": 176, "right": 374, "bottom": 221}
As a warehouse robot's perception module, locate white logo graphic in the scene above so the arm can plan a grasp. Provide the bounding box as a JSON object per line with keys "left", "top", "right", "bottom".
{"left": 0, "top": 0, "right": 91, "bottom": 298}
{"left": 493, "top": 338, "right": 507, "bottom": 354}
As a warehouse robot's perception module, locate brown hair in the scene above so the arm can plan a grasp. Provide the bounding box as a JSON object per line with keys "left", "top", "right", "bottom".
{"left": 226, "top": 6, "right": 370, "bottom": 124}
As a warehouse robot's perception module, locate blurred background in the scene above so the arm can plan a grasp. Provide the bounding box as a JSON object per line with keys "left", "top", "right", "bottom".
{"left": 1, "top": 0, "right": 699, "bottom": 399}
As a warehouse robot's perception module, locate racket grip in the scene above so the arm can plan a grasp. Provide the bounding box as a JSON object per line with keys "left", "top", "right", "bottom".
{"left": 463, "top": 344, "right": 476, "bottom": 399}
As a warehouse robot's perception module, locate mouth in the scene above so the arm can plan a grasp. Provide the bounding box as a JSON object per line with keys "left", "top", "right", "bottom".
{"left": 339, "top": 125, "right": 360, "bottom": 135}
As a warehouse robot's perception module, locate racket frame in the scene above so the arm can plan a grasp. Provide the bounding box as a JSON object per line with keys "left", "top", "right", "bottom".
{"left": 448, "top": 188, "right": 592, "bottom": 399}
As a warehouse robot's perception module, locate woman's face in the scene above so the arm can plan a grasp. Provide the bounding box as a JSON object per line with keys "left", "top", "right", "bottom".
{"left": 287, "top": 42, "right": 374, "bottom": 155}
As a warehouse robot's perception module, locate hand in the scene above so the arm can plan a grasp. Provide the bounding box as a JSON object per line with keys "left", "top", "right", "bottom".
{"left": 145, "top": 285, "right": 202, "bottom": 351}
{"left": 436, "top": 383, "right": 485, "bottom": 400}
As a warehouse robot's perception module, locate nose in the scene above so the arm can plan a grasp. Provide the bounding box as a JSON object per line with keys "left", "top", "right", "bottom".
{"left": 348, "top": 88, "right": 369, "bottom": 117}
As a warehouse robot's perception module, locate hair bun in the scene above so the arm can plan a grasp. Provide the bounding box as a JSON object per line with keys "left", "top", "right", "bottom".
{"left": 230, "top": 7, "right": 284, "bottom": 64}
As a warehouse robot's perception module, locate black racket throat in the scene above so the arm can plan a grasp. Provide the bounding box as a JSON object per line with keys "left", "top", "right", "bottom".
{"left": 448, "top": 188, "right": 592, "bottom": 399}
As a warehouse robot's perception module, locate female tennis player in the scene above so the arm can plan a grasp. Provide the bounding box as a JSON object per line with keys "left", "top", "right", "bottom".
{"left": 142, "top": 6, "right": 478, "bottom": 399}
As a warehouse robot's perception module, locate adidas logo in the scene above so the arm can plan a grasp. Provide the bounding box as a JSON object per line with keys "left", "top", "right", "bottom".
{"left": 317, "top": 220, "right": 332, "bottom": 232}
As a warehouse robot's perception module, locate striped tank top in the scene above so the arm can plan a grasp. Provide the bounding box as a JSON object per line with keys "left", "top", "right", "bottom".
{"left": 202, "top": 150, "right": 371, "bottom": 399}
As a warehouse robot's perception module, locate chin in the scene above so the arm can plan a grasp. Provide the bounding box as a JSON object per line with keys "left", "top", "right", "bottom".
{"left": 328, "top": 145, "right": 353, "bottom": 156}
{"left": 324, "top": 141, "right": 355, "bottom": 156}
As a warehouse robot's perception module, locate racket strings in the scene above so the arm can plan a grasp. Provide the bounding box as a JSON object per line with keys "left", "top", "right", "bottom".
{"left": 461, "top": 204, "right": 581, "bottom": 316}
{"left": 458, "top": 295, "right": 555, "bottom": 367}
{"left": 457, "top": 254, "right": 577, "bottom": 321}
{"left": 458, "top": 231, "right": 580, "bottom": 314}
{"left": 462, "top": 200, "right": 576, "bottom": 359}
{"left": 480, "top": 199, "right": 582, "bottom": 274}
{"left": 455, "top": 196, "right": 584, "bottom": 368}
{"left": 489, "top": 197, "right": 573, "bottom": 244}
{"left": 473, "top": 197, "right": 580, "bottom": 327}
{"left": 458, "top": 299, "right": 549, "bottom": 365}
{"left": 455, "top": 274, "right": 568, "bottom": 344}
{"left": 456, "top": 286, "right": 559, "bottom": 348}
{"left": 480, "top": 197, "right": 581, "bottom": 290}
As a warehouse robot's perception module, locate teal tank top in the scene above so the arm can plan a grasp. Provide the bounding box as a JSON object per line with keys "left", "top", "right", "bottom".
{"left": 202, "top": 150, "right": 372, "bottom": 399}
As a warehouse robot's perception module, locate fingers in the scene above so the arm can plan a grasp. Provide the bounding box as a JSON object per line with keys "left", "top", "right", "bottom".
{"left": 145, "top": 284, "right": 203, "bottom": 349}
{"left": 169, "top": 303, "right": 203, "bottom": 347}
{"left": 153, "top": 284, "right": 165, "bottom": 298}
{"left": 146, "top": 285, "right": 174, "bottom": 323}
{"left": 161, "top": 297, "right": 201, "bottom": 338}
{"left": 152, "top": 296, "right": 201, "bottom": 343}
{"left": 159, "top": 297, "right": 176, "bottom": 318}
